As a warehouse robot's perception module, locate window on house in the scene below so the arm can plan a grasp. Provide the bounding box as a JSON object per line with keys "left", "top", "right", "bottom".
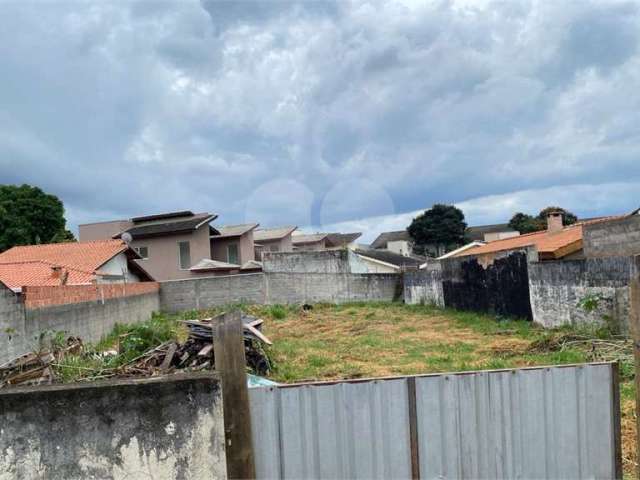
{"left": 178, "top": 241, "right": 191, "bottom": 269}
{"left": 269, "top": 245, "right": 280, "bottom": 252}
{"left": 134, "top": 246, "right": 149, "bottom": 259}
{"left": 227, "top": 244, "right": 239, "bottom": 264}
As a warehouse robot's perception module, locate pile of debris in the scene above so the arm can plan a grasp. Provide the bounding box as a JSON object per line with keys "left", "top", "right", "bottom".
{"left": 120, "top": 314, "right": 272, "bottom": 377}
{"left": 0, "top": 313, "right": 272, "bottom": 389}
{"left": 0, "top": 336, "right": 83, "bottom": 388}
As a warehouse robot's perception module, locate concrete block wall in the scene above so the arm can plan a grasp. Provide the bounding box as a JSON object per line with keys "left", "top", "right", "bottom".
{"left": 0, "top": 285, "right": 26, "bottom": 364}
{"left": 0, "top": 290, "right": 160, "bottom": 365}
{"left": 0, "top": 373, "right": 226, "bottom": 479}
{"left": 24, "top": 291, "right": 160, "bottom": 345}
{"left": 583, "top": 215, "right": 640, "bottom": 258}
{"left": 440, "top": 250, "right": 533, "bottom": 320}
{"left": 263, "top": 249, "right": 369, "bottom": 274}
{"left": 159, "top": 273, "right": 266, "bottom": 312}
{"left": 403, "top": 261, "right": 444, "bottom": 307}
{"left": 160, "top": 272, "right": 401, "bottom": 312}
{"left": 528, "top": 256, "right": 633, "bottom": 332}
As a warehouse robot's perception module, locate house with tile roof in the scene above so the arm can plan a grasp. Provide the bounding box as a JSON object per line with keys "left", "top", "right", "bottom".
{"left": 370, "top": 229, "right": 435, "bottom": 256}
{"left": 465, "top": 223, "right": 519, "bottom": 242}
{"left": 325, "top": 232, "right": 362, "bottom": 250}
{"left": 292, "top": 233, "right": 329, "bottom": 251}
{"left": 254, "top": 226, "right": 297, "bottom": 259}
{"left": 0, "top": 240, "right": 153, "bottom": 292}
{"left": 80, "top": 210, "right": 221, "bottom": 281}
{"left": 291, "top": 231, "right": 363, "bottom": 252}
{"left": 210, "top": 223, "right": 258, "bottom": 267}
{"left": 454, "top": 211, "right": 601, "bottom": 262}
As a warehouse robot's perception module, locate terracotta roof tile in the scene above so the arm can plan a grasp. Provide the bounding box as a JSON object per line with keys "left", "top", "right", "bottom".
{"left": 0, "top": 240, "right": 129, "bottom": 290}
{"left": 455, "top": 225, "right": 584, "bottom": 259}
{"left": 0, "top": 262, "right": 95, "bottom": 291}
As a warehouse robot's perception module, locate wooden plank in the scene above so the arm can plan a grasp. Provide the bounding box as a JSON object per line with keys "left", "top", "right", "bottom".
{"left": 244, "top": 323, "right": 273, "bottom": 345}
{"left": 159, "top": 343, "right": 177, "bottom": 372}
{"left": 630, "top": 275, "right": 640, "bottom": 480}
{"left": 407, "top": 376, "right": 421, "bottom": 480}
{"left": 214, "top": 311, "right": 256, "bottom": 479}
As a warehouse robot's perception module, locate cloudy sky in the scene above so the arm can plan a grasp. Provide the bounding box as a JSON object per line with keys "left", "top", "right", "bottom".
{"left": 2, "top": 0, "right": 640, "bottom": 242}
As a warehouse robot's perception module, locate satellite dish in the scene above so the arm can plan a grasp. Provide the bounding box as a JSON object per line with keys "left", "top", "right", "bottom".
{"left": 121, "top": 232, "right": 133, "bottom": 244}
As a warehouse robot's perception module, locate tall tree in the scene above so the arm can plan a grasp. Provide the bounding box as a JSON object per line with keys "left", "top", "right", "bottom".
{"left": 508, "top": 206, "right": 578, "bottom": 234}
{"left": 0, "top": 184, "right": 72, "bottom": 252}
{"left": 408, "top": 204, "right": 467, "bottom": 255}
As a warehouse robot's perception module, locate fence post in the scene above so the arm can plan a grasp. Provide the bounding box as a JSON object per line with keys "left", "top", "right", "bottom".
{"left": 407, "top": 376, "right": 420, "bottom": 479}
{"left": 630, "top": 257, "right": 640, "bottom": 479}
{"left": 214, "top": 311, "right": 256, "bottom": 479}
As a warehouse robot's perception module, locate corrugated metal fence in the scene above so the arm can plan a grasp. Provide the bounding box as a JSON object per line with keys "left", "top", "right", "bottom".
{"left": 249, "top": 363, "right": 621, "bottom": 479}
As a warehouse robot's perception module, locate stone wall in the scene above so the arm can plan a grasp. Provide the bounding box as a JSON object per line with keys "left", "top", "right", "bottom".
{"left": 528, "top": 256, "right": 633, "bottom": 332}
{"left": 159, "top": 272, "right": 401, "bottom": 312}
{"left": 0, "top": 290, "right": 160, "bottom": 365}
{"left": 0, "top": 285, "right": 26, "bottom": 364}
{"left": 583, "top": 215, "right": 640, "bottom": 258}
{"left": 0, "top": 373, "right": 226, "bottom": 479}
{"left": 403, "top": 261, "right": 444, "bottom": 307}
{"left": 440, "top": 250, "right": 533, "bottom": 320}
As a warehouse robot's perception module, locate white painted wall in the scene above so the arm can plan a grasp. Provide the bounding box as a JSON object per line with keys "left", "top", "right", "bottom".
{"left": 355, "top": 255, "right": 399, "bottom": 273}
{"left": 97, "top": 253, "right": 140, "bottom": 283}
{"left": 387, "top": 240, "right": 411, "bottom": 256}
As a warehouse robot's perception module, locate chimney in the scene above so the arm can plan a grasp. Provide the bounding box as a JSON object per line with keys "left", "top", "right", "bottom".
{"left": 547, "top": 210, "right": 564, "bottom": 233}
{"left": 51, "top": 265, "right": 63, "bottom": 279}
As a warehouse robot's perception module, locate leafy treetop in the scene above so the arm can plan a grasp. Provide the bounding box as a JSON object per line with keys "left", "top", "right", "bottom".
{"left": 508, "top": 206, "right": 578, "bottom": 234}
{"left": 407, "top": 204, "right": 467, "bottom": 255}
{"left": 0, "top": 184, "right": 74, "bottom": 252}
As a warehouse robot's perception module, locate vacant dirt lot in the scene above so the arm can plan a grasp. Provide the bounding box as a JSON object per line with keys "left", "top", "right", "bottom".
{"left": 246, "top": 302, "right": 637, "bottom": 477}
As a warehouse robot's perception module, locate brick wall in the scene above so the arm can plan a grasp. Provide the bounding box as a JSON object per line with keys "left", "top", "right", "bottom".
{"left": 23, "top": 282, "right": 160, "bottom": 308}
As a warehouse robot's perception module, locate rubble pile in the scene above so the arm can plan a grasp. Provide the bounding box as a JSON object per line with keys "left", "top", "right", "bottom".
{"left": 0, "top": 336, "right": 83, "bottom": 388}
{"left": 0, "top": 313, "right": 272, "bottom": 389}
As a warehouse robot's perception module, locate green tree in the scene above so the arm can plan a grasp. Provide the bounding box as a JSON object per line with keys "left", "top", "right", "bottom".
{"left": 0, "top": 184, "right": 72, "bottom": 252}
{"left": 50, "top": 229, "right": 77, "bottom": 243}
{"left": 408, "top": 204, "right": 467, "bottom": 255}
{"left": 508, "top": 206, "right": 578, "bottom": 234}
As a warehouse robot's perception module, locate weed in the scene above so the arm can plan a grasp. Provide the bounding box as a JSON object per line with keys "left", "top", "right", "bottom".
{"left": 267, "top": 304, "right": 288, "bottom": 320}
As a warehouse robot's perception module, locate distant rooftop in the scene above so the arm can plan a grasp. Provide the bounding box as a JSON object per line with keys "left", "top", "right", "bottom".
{"left": 370, "top": 230, "right": 410, "bottom": 249}
{"left": 355, "top": 248, "right": 424, "bottom": 268}
{"left": 466, "top": 223, "right": 516, "bottom": 241}
{"left": 213, "top": 223, "right": 259, "bottom": 238}
{"left": 325, "top": 232, "right": 362, "bottom": 248}
{"left": 116, "top": 212, "right": 216, "bottom": 240}
{"left": 292, "top": 233, "right": 328, "bottom": 244}
{"left": 131, "top": 210, "right": 194, "bottom": 224}
{"left": 254, "top": 226, "right": 297, "bottom": 242}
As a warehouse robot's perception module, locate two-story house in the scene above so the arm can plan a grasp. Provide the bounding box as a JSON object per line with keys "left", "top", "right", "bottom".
{"left": 79, "top": 211, "right": 217, "bottom": 281}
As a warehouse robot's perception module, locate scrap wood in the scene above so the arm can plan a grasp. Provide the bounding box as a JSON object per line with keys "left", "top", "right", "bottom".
{"left": 160, "top": 343, "right": 177, "bottom": 372}
{"left": 244, "top": 323, "right": 272, "bottom": 345}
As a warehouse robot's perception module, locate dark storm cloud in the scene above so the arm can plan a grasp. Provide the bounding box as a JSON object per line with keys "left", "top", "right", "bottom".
{"left": 1, "top": 0, "right": 640, "bottom": 237}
